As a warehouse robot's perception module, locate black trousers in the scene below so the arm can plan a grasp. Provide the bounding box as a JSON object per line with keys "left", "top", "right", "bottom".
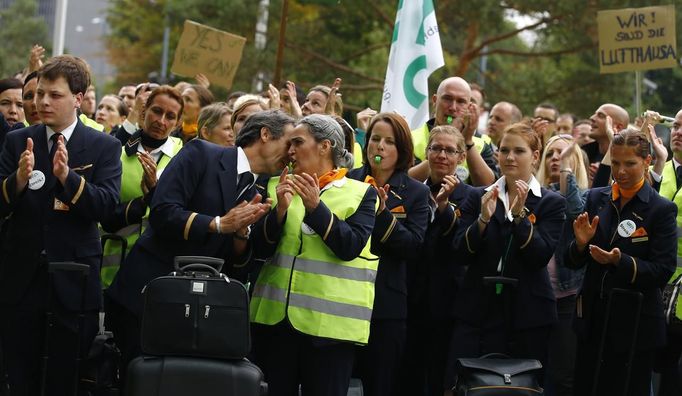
{"left": 445, "top": 320, "right": 551, "bottom": 389}
{"left": 0, "top": 271, "right": 97, "bottom": 396}
{"left": 103, "top": 291, "right": 141, "bottom": 391}
{"left": 546, "top": 295, "right": 578, "bottom": 396}
{"left": 655, "top": 333, "right": 682, "bottom": 396}
{"left": 354, "top": 319, "right": 406, "bottom": 396}
{"left": 252, "top": 321, "right": 355, "bottom": 396}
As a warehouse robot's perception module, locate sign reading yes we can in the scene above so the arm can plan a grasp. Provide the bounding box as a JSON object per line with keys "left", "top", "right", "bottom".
{"left": 171, "top": 20, "right": 246, "bottom": 89}
{"left": 598, "top": 5, "right": 677, "bottom": 74}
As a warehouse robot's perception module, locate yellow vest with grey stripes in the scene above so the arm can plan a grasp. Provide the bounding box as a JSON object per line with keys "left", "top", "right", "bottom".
{"left": 411, "top": 122, "right": 487, "bottom": 167}
{"left": 250, "top": 176, "right": 379, "bottom": 344}
{"left": 658, "top": 161, "right": 682, "bottom": 321}
{"left": 100, "top": 137, "right": 183, "bottom": 287}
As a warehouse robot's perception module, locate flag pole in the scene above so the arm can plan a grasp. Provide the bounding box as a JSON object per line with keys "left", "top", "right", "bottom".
{"left": 273, "top": 0, "right": 289, "bottom": 87}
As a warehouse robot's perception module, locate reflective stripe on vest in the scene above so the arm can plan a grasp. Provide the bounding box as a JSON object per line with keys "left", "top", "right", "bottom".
{"left": 100, "top": 138, "right": 183, "bottom": 288}
{"left": 250, "top": 176, "right": 378, "bottom": 344}
{"left": 658, "top": 161, "right": 682, "bottom": 265}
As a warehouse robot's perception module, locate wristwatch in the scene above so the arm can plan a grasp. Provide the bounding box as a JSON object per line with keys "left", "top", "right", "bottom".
{"left": 512, "top": 207, "right": 528, "bottom": 223}
{"left": 465, "top": 142, "right": 475, "bottom": 151}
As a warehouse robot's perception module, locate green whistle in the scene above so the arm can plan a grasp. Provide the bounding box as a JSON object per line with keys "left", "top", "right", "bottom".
{"left": 496, "top": 284, "right": 503, "bottom": 295}
{"left": 374, "top": 155, "right": 382, "bottom": 164}
{"left": 446, "top": 116, "right": 453, "bottom": 124}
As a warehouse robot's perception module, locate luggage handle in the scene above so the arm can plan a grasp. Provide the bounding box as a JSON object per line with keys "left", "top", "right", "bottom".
{"left": 174, "top": 263, "right": 222, "bottom": 277}
{"left": 48, "top": 262, "right": 90, "bottom": 275}
{"left": 482, "top": 276, "right": 518, "bottom": 287}
{"left": 479, "top": 353, "right": 512, "bottom": 359}
{"left": 174, "top": 256, "right": 224, "bottom": 273}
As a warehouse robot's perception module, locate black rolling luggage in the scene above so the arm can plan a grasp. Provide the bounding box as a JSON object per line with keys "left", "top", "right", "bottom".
{"left": 453, "top": 276, "right": 544, "bottom": 395}
{"left": 125, "top": 356, "right": 267, "bottom": 396}
{"left": 140, "top": 256, "right": 251, "bottom": 359}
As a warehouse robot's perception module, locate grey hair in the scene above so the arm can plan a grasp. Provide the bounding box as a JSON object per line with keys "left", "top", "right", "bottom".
{"left": 298, "top": 114, "right": 354, "bottom": 168}
{"left": 198, "top": 102, "right": 232, "bottom": 138}
{"left": 235, "top": 109, "right": 295, "bottom": 148}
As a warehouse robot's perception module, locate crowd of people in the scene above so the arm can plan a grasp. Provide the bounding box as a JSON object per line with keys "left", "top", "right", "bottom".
{"left": 0, "top": 46, "right": 680, "bottom": 396}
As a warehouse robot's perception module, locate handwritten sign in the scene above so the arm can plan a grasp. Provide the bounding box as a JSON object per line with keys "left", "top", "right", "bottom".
{"left": 171, "top": 20, "right": 246, "bottom": 89}
{"left": 598, "top": 5, "right": 677, "bottom": 74}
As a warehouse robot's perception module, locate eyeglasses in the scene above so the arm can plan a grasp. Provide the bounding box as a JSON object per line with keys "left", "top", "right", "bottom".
{"left": 428, "top": 145, "right": 463, "bottom": 157}
{"left": 536, "top": 116, "right": 556, "bottom": 123}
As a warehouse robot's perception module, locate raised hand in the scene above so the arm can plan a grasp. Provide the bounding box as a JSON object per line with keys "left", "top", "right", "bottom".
{"left": 510, "top": 179, "right": 529, "bottom": 217}
{"left": 137, "top": 151, "right": 158, "bottom": 192}
{"left": 573, "top": 212, "right": 599, "bottom": 251}
{"left": 284, "top": 81, "right": 302, "bottom": 118}
{"left": 195, "top": 73, "right": 210, "bottom": 88}
{"left": 53, "top": 134, "right": 69, "bottom": 185}
{"left": 16, "top": 137, "right": 34, "bottom": 191}
{"left": 559, "top": 140, "right": 576, "bottom": 169}
{"left": 435, "top": 175, "right": 458, "bottom": 213}
{"left": 480, "top": 186, "right": 498, "bottom": 222}
{"left": 28, "top": 45, "right": 45, "bottom": 73}
{"left": 275, "top": 167, "right": 295, "bottom": 223}
{"left": 374, "top": 184, "right": 390, "bottom": 212}
{"left": 324, "top": 78, "right": 342, "bottom": 116}
{"left": 291, "top": 172, "right": 320, "bottom": 212}
{"left": 357, "top": 107, "right": 377, "bottom": 131}
{"left": 605, "top": 115, "right": 615, "bottom": 141}
{"left": 589, "top": 245, "right": 621, "bottom": 265}
{"left": 267, "top": 83, "right": 281, "bottom": 110}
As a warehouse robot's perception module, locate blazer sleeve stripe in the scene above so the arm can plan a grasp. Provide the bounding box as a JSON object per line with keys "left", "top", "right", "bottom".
{"left": 183, "top": 212, "right": 198, "bottom": 240}
{"left": 380, "top": 215, "right": 397, "bottom": 243}
{"left": 2, "top": 178, "right": 9, "bottom": 204}
{"left": 630, "top": 256, "right": 638, "bottom": 284}
{"left": 520, "top": 222, "right": 534, "bottom": 249}
{"left": 70, "top": 176, "right": 86, "bottom": 204}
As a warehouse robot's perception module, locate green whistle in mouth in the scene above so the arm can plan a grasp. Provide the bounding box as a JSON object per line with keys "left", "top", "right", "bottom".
{"left": 496, "top": 284, "right": 503, "bottom": 295}
{"left": 447, "top": 116, "right": 453, "bottom": 124}
{"left": 374, "top": 155, "right": 382, "bottom": 164}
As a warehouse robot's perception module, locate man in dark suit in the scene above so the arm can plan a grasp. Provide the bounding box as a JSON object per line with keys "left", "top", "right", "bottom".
{"left": 0, "top": 55, "right": 122, "bottom": 395}
{"left": 105, "top": 109, "right": 295, "bottom": 386}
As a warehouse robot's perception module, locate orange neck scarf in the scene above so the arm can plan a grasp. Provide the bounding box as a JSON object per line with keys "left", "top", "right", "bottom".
{"left": 363, "top": 175, "right": 378, "bottom": 189}
{"left": 612, "top": 178, "right": 645, "bottom": 201}
{"left": 181, "top": 122, "right": 198, "bottom": 140}
{"left": 318, "top": 168, "right": 348, "bottom": 189}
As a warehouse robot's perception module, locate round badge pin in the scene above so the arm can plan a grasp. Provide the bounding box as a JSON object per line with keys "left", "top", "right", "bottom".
{"left": 455, "top": 166, "right": 469, "bottom": 182}
{"left": 28, "top": 170, "right": 46, "bottom": 190}
{"left": 617, "top": 219, "right": 636, "bottom": 238}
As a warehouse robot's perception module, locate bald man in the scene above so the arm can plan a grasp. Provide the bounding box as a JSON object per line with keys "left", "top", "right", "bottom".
{"left": 487, "top": 101, "right": 523, "bottom": 147}
{"left": 584, "top": 103, "right": 630, "bottom": 164}
{"left": 409, "top": 77, "right": 496, "bottom": 186}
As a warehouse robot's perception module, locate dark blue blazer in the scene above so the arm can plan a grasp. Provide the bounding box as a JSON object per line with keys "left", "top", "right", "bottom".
{"left": 452, "top": 185, "right": 566, "bottom": 329}
{"left": 107, "top": 139, "right": 255, "bottom": 316}
{"left": 421, "top": 178, "right": 475, "bottom": 319}
{"left": 0, "top": 121, "right": 122, "bottom": 310}
{"left": 348, "top": 166, "right": 430, "bottom": 320}
{"left": 565, "top": 183, "right": 677, "bottom": 350}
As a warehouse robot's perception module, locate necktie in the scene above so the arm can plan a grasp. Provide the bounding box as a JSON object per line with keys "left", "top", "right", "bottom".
{"left": 676, "top": 166, "right": 682, "bottom": 189}
{"left": 49, "top": 133, "right": 62, "bottom": 162}
{"left": 236, "top": 172, "right": 254, "bottom": 202}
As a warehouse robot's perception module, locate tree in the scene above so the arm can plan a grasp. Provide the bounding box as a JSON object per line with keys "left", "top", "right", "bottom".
{"left": 0, "top": 0, "right": 49, "bottom": 77}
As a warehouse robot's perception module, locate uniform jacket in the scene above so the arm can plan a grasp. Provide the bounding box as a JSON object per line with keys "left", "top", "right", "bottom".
{"left": 0, "top": 121, "right": 122, "bottom": 310}
{"left": 565, "top": 183, "right": 677, "bottom": 350}
{"left": 348, "top": 166, "right": 430, "bottom": 320}
{"left": 452, "top": 179, "right": 566, "bottom": 329}
{"left": 421, "top": 178, "right": 474, "bottom": 318}
{"left": 106, "top": 140, "right": 255, "bottom": 316}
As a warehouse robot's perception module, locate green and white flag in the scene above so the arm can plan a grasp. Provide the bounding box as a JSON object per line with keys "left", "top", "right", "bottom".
{"left": 381, "top": 0, "right": 444, "bottom": 129}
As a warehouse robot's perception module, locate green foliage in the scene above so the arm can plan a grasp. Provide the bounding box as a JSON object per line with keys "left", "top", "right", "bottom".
{"left": 0, "top": 0, "right": 49, "bottom": 78}
{"left": 103, "top": 0, "right": 682, "bottom": 119}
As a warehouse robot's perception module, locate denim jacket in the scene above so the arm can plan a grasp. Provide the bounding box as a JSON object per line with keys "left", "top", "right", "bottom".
{"left": 549, "top": 173, "right": 587, "bottom": 291}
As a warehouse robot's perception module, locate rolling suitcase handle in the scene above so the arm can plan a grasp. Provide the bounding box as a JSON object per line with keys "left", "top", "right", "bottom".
{"left": 101, "top": 233, "right": 128, "bottom": 264}
{"left": 174, "top": 256, "right": 224, "bottom": 273}
{"left": 41, "top": 262, "right": 90, "bottom": 396}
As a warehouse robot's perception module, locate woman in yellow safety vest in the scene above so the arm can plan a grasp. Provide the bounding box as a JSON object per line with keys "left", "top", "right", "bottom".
{"left": 250, "top": 114, "right": 378, "bottom": 396}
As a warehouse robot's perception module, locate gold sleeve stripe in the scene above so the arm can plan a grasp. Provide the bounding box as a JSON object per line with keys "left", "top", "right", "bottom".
{"left": 124, "top": 200, "right": 134, "bottom": 225}
{"left": 183, "top": 212, "right": 198, "bottom": 240}
{"left": 465, "top": 224, "right": 475, "bottom": 254}
{"left": 323, "top": 214, "right": 335, "bottom": 241}
{"left": 520, "top": 222, "right": 534, "bottom": 249}
{"left": 630, "top": 256, "right": 637, "bottom": 284}
{"left": 380, "top": 215, "right": 397, "bottom": 243}
{"left": 70, "top": 177, "right": 86, "bottom": 204}
{"left": 443, "top": 207, "right": 458, "bottom": 236}
{"left": 2, "top": 178, "right": 9, "bottom": 204}
{"left": 264, "top": 212, "right": 277, "bottom": 244}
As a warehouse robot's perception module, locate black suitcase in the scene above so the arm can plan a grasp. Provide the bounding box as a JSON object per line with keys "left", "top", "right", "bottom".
{"left": 125, "top": 356, "right": 267, "bottom": 396}
{"left": 453, "top": 276, "right": 544, "bottom": 395}
{"left": 140, "top": 256, "right": 251, "bottom": 359}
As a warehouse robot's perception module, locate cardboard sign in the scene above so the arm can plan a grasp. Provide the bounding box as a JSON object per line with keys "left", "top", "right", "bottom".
{"left": 598, "top": 5, "right": 677, "bottom": 74}
{"left": 171, "top": 20, "right": 246, "bottom": 89}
